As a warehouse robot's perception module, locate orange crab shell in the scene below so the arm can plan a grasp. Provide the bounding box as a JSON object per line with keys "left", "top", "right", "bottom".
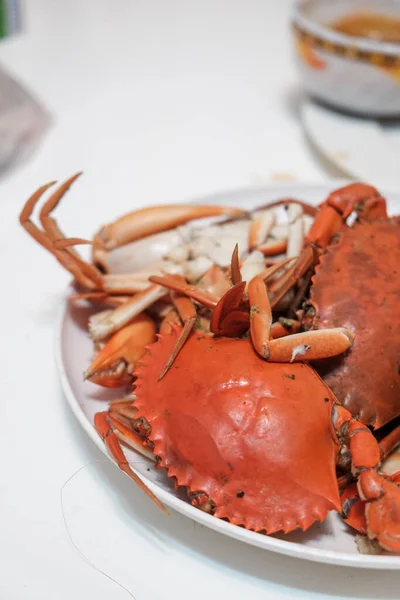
{"left": 309, "top": 219, "right": 400, "bottom": 429}
{"left": 134, "top": 327, "right": 342, "bottom": 534}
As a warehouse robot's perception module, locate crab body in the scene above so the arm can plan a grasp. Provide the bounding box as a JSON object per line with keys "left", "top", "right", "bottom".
{"left": 307, "top": 218, "right": 400, "bottom": 429}
{"left": 134, "top": 329, "right": 344, "bottom": 533}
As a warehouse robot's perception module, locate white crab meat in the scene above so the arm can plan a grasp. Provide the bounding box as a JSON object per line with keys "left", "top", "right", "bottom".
{"left": 164, "top": 244, "right": 190, "bottom": 263}
{"left": 191, "top": 224, "right": 221, "bottom": 239}
{"left": 249, "top": 209, "right": 276, "bottom": 248}
{"left": 286, "top": 203, "right": 304, "bottom": 258}
{"left": 188, "top": 236, "right": 216, "bottom": 258}
{"left": 240, "top": 250, "right": 266, "bottom": 282}
{"left": 185, "top": 256, "right": 214, "bottom": 282}
{"left": 95, "top": 229, "right": 183, "bottom": 274}
{"left": 270, "top": 224, "right": 288, "bottom": 241}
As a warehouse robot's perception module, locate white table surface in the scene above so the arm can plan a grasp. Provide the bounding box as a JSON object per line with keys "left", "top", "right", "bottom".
{"left": 1, "top": 1, "right": 399, "bottom": 599}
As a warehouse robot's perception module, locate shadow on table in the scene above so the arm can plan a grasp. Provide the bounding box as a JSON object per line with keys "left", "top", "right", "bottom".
{"left": 61, "top": 388, "right": 399, "bottom": 600}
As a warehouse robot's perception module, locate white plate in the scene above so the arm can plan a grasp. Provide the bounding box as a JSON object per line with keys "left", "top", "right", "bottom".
{"left": 56, "top": 182, "right": 400, "bottom": 569}
{"left": 301, "top": 99, "right": 400, "bottom": 190}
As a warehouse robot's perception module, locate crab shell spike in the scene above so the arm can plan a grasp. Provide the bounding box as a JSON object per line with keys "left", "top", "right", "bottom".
{"left": 96, "top": 204, "right": 248, "bottom": 251}
{"left": 85, "top": 314, "right": 157, "bottom": 387}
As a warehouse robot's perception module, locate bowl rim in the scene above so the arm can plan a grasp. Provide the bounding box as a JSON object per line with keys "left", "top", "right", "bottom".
{"left": 292, "top": 0, "right": 400, "bottom": 56}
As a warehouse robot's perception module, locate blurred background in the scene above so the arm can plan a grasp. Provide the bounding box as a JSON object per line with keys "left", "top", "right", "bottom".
{"left": 2, "top": 0, "right": 399, "bottom": 203}
{"left": 0, "top": 0, "right": 338, "bottom": 202}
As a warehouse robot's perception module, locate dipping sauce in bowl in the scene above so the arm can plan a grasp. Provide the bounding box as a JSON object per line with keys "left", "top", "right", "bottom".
{"left": 330, "top": 12, "right": 400, "bottom": 44}
{"left": 292, "top": 0, "right": 400, "bottom": 117}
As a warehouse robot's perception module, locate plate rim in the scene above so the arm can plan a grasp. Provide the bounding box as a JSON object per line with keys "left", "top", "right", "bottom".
{"left": 55, "top": 181, "right": 400, "bottom": 570}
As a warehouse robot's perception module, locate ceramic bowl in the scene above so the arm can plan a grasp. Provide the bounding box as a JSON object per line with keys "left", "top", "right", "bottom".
{"left": 292, "top": 0, "right": 400, "bottom": 117}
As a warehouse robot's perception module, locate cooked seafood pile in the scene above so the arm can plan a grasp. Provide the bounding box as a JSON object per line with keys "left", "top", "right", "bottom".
{"left": 20, "top": 175, "right": 400, "bottom": 554}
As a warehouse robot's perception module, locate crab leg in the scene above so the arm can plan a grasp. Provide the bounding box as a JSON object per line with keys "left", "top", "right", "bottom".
{"left": 158, "top": 280, "right": 198, "bottom": 380}
{"left": 340, "top": 424, "right": 400, "bottom": 495}
{"left": 70, "top": 292, "right": 130, "bottom": 307}
{"left": 258, "top": 239, "right": 287, "bottom": 256}
{"left": 306, "top": 183, "right": 388, "bottom": 248}
{"left": 270, "top": 318, "right": 301, "bottom": 339}
{"left": 108, "top": 397, "right": 139, "bottom": 419}
{"left": 39, "top": 172, "right": 82, "bottom": 251}
{"left": 379, "top": 425, "right": 400, "bottom": 461}
{"left": 20, "top": 176, "right": 108, "bottom": 289}
{"left": 333, "top": 405, "right": 400, "bottom": 552}
{"left": 106, "top": 412, "right": 155, "bottom": 462}
{"left": 94, "top": 412, "right": 167, "bottom": 513}
{"left": 84, "top": 313, "right": 157, "bottom": 388}
{"left": 149, "top": 274, "right": 219, "bottom": 309}
{"left": 247, "top": 276, "right": 272, "bottom": 352}
{"left": 160, "top": 308, "right": 181, "bottom": 334}
{"left": 19, "top": 181, "right": 100, "bottom": 289}
{"left": 260, "top": 256, "right": 297, "bottom": 283}
{"left": 89, "top": 285, "right": 168, "bottom": 341}
{"left": 269, "top": 245, "right": 317, "bottom": 309}
{"left": 248, "top": 274, "right": 354, "bottom": 361}
{"left": 96, "top": 204, "right": 248, "bottom": 250}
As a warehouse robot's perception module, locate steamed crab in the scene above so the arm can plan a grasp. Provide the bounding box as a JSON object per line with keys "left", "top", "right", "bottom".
{"left": 19, "top": 173, "right": 320, "bottom": 384}
{"left": 19, "top": 175, "right": 400, "bottom": 553}
{"left": 95, "top": 327, "right": 400, "bottom": 552}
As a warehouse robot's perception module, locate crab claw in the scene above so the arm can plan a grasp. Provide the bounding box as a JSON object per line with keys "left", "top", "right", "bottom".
{"left": 341, "top": 481, "right": 367, "bottom": 535}
{"left": 96, "top": 204, "right": 248, "bottom": 250}
{"left": 85, "top": 314, "right": 156, "bottom": 388}
{"left": 363, "top": 474, "right": 400, "bottom": 552}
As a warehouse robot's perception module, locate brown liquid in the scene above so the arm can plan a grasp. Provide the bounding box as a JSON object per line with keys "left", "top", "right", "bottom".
{"left": 330, "top": 12, "right": 400, "bottom": 44}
